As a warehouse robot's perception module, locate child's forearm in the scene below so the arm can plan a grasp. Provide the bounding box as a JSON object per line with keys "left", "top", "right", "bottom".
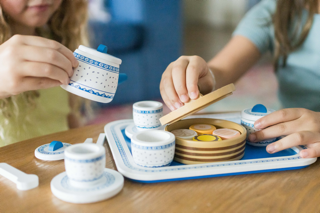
{"left": 207, "top": 36, "right": 261, "bottom": 89}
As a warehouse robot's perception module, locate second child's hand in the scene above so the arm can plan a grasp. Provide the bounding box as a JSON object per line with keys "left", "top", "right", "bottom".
{"left": 248, "top": 108, "right": 320, "bottom": 158}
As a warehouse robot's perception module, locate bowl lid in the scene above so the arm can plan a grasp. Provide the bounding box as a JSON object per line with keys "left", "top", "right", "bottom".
{"left": 78, "top": 45, "right": 122, "bottom": 65}
{"left": 159, "top": 84, "right": 236, "bottom": 125}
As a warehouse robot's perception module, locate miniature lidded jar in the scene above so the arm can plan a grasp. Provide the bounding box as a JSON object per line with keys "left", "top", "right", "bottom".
{"left": 241, "top": 104, "right": 278, "bottom": 146}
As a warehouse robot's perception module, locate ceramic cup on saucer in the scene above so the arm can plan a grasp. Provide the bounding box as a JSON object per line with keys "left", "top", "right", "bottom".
{"left": 131, "top": 130, "right": 175, "bottom": 168}
{"left": 133, "top": 101, "right": 163, "bottom": 132}
{"left": 64, "top": 143, "right": 106, "bottom": 188}
{"left": 61, "top": 44, "right": 123, "bottom": 103}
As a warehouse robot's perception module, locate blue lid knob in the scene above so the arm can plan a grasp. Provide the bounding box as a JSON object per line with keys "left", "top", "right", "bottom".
{"left": 252, "top": 104, "right": 267, "bottom": 113}
{"left": 48, "top": 141, "right": 63, "bottom": 151}
{"left": 97, "top": 44, "right": 108, "bottom": 53}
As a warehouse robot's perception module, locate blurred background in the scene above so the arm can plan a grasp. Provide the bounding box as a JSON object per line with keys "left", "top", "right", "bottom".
{"left": 87, "top": 0, "right": 281, "bottom": 125}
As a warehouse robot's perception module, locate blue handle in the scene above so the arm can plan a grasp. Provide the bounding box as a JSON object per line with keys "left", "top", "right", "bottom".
{"left": 118, "top": 73, "right": 128, "bottom": 85}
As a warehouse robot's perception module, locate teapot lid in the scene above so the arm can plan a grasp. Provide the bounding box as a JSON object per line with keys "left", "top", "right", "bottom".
{"left": 159, "top": 84, "right": 236, "bottom": 125}
{"left": 241, "top": 104, "right": 274, "bottom": 121}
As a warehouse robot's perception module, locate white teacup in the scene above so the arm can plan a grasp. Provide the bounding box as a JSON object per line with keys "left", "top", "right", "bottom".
{"left": 131, "top": 130, "right": 175, "bottom": 167}
{"left": 133, "top": 101, "right": 163, "bottom": 132}
{"left": 61, "top": 45, "right": 122, "bottom": 103}
{"left": 64, "top": 143, "right": 106, "bottom": 188}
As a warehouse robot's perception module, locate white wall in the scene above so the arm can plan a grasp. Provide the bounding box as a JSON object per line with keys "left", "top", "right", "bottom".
{"left": 184, "top": 0, "right": 247, "bottom": 28}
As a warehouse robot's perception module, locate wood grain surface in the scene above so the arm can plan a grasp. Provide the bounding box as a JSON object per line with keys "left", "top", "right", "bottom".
{"left": 1, "top": 123, "right": 320, "bottom": 213}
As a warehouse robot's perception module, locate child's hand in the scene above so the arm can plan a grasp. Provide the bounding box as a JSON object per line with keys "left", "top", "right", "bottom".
{"left": 160, "top": 56, "right": 215, "bottom": 111}
{"left": 248, "top": 108, "right": 320, "bottom": 158}
{"left": 0, "top": 35, "right": 78, "bottom": 98}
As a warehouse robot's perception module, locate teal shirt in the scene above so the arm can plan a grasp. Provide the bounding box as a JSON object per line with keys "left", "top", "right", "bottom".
{"left": 233, "top": 0, "right": 320, "bottom": 111}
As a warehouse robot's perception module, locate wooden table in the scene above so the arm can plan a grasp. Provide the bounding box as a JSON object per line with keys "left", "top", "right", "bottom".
{"left": 1, "top": 122, "right": 320, "bottom": 213}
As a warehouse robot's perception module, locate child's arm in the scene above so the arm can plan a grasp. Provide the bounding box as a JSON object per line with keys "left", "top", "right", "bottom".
{"left": 207, "top": 36, "right": 261, "bottom": 90}
{"left": 0, "top": 35, "right": 78, "bottom": 99}
{"left": 160, "top": 35, "right": 261, "bottom": 111}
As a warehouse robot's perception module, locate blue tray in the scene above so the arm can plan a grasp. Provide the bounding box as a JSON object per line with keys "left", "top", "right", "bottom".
{"left": 104, "top": 119, "right": 317, "bottom": 183}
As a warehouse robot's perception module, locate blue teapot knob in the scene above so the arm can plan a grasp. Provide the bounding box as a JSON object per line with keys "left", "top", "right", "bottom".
{"left": 97, "top": 44, "right": 108, "bottom": 53}
{"left": 48, "top": 141, "right": 63, "bottom": 151}
{"left": 252, "top": 104, "right": 267, "bottom": 113}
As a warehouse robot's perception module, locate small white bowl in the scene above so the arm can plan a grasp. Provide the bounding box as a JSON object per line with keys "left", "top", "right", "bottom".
{"left": 131, "top": 130, "right": 175, "bottom": 168}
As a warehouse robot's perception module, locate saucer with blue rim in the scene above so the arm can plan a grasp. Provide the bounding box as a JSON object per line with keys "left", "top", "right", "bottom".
{"left": 51, "top": 168, "right": 124, "bottom": 204}
{"left": 34, "top": 141, "right": 71, "bottom": 161}
{"left": 35, "top": 139, "right": 94, "bottom": 161}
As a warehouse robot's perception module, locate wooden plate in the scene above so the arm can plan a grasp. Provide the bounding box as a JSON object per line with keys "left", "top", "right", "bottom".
{"left": 175, "top": 142, "right": 245, "bottom": 155}
{"left": 174, "top": 152, "right": 245, "bottom": 165}
{"left": 175, "top": 147, "right": 245, "bottom": 159}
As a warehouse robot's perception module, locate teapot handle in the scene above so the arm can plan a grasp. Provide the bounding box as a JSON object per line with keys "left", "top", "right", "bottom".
{"left": 118, "top": 73, "right": 128, "bottom": 85}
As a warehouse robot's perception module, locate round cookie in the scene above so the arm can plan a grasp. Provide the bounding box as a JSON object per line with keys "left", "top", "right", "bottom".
{"left": 171, "top": 129, "right": 198, "bottom": 140}
{"left": 189, "top": 124, "right": 216, "bottom": 135}
{"left": 212, "top": 128, "right": 240, "bottom": 140}
{"left": 193, "top": 134, "right": 222, "bottom": 142}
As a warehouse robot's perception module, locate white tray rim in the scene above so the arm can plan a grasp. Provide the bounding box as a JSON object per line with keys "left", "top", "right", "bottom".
{"left": 104, "top": 119, "right": 317, "bottom": 181}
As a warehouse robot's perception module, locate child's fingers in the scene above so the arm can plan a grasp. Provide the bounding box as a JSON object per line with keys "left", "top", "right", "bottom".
{"left": 186, "top": 56, "right": 204, "bottom": 100}
{"left": 254, "top": 108, "right": 303, "bottom": 129}
{"left": 19, "top": 35, "right": 78, "bottom": 67}
{"left": 306, "top": 142, "right": 320, "bottom": 148}
{"left": 266, "top": 131, "right": 320, "bottom": 154}
{"left": 164, "top": 77, "right": 183, "bottom": 109}
{"left": 22, "top": 62, "right": 69, "bottom": 85}
{"left": 160, "top": 65, "right": 183, "bottom": 110}
{"left": 20, "top": 77, "right": 62, "bottom": 91}
{"left": 301, "top": 143, "right": 320, "bottom": 158}
{"left": 22, "top": 46, "right": 74, "bottom": 77}
{"left": 249, "top": 120, "right": 298, "bottom": 142}
{"left": 171, "top": 58, "right": 190, "bottom": 103}
{"left": 160, "top": 91, "right": 175, "bottom": 111}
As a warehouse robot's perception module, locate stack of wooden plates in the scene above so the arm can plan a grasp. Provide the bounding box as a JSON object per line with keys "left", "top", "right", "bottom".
{"left": 165, "top": 118, "right": 246, "bottom": 165}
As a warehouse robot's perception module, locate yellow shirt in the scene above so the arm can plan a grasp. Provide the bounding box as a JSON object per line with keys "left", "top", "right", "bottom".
{"left": 0, "top": 87, "right": 70, "bottom": 147}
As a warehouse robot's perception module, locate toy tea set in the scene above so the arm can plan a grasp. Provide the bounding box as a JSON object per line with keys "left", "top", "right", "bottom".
{"left": 0, "top": 45, "right": 317, "bottom": 204}
{"left": 104, "top": 84, "right": 316, "bottom": 183}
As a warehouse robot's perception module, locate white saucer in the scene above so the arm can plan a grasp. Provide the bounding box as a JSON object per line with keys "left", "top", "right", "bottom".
{"left": 125, "top": 123, "right": 138, "bottom": 139}
{"left": 51, "top": 168, "right": 124, "bottom": 204}
{"left": 125, "top": 122, "right": 166, "bottom": 139}
{"left": 35, "top": 143, "right": 71, "bottom": 161}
